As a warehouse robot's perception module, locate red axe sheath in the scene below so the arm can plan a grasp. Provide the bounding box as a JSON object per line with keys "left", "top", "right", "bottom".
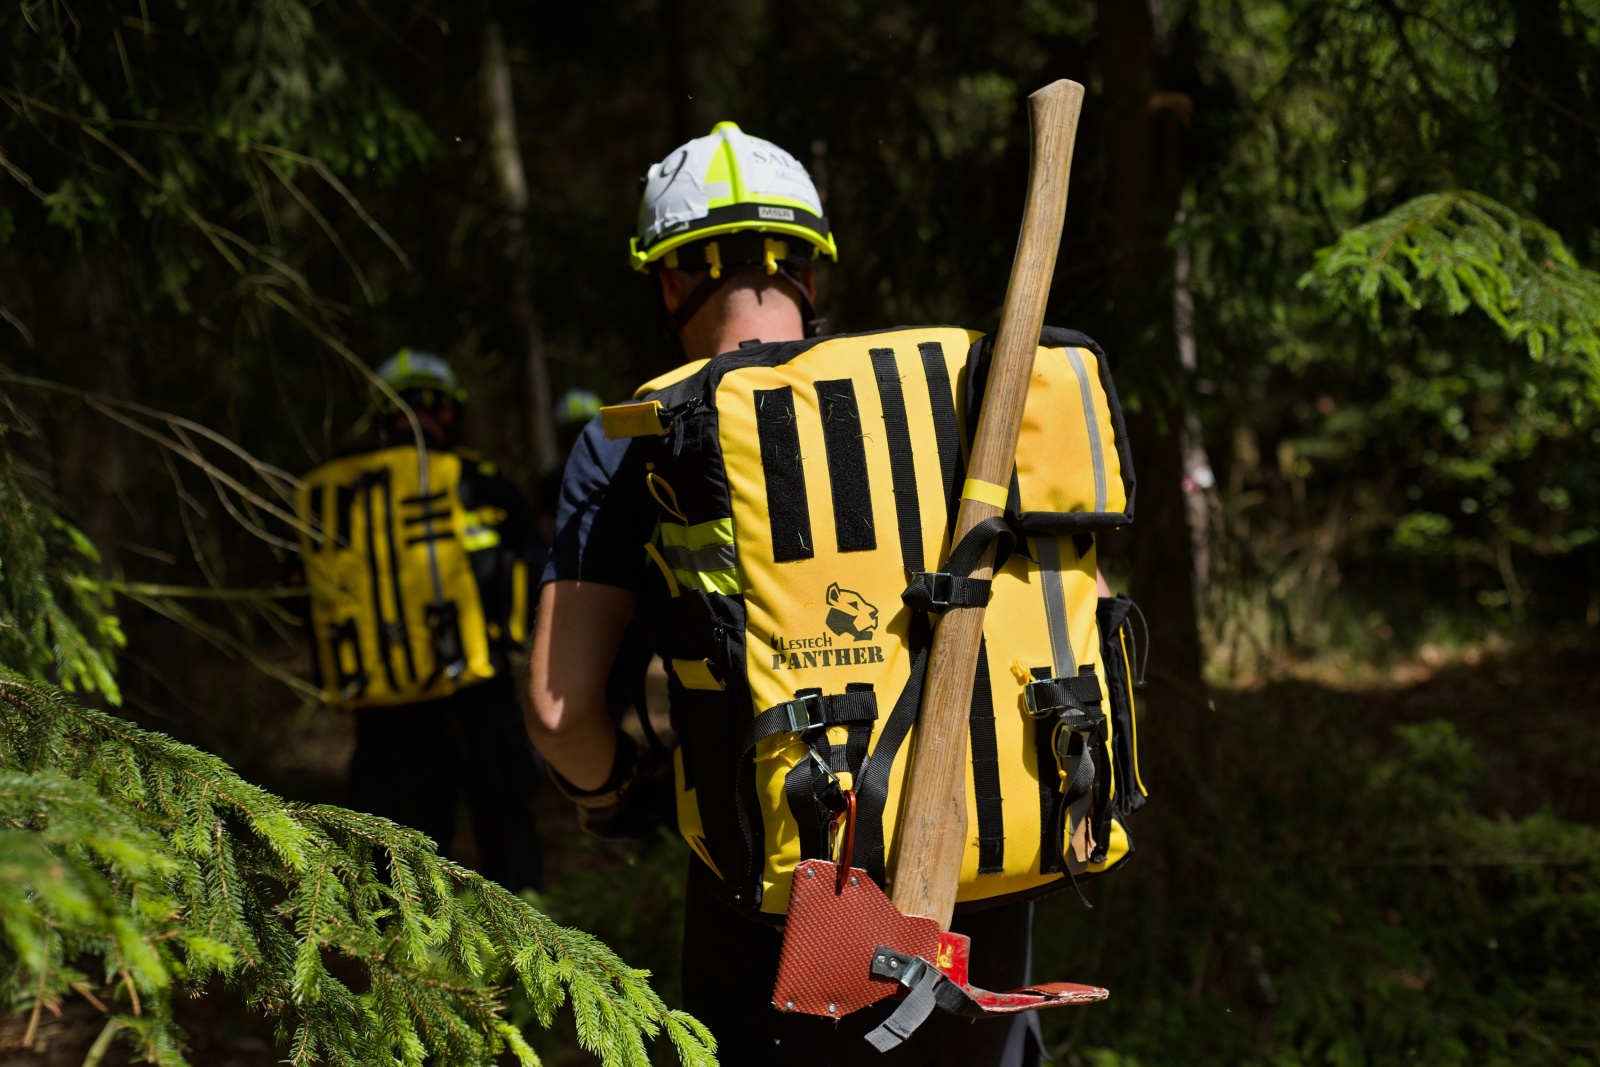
{"left": 771, "top": 79, "right": 1107, "bottom": 1051}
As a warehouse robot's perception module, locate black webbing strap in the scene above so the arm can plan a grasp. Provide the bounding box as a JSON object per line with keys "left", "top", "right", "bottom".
{"left": 1032, "top": 667, "right": 1062, "bottom": 874}
{"left": 754, "top": 386, "right": 814, "bottom": 562}
{"left": 945, "top": 515, "right": 1016, "bottom": 577}
{"left": 865, "top": 948, "right": 1023, "bottom": 1050}
{"left": 870, "top": 348, "right": 924, "bottom": 574}
{"left": 334, "top": 483, "right": 355, "bottom": 548}
{"left": 1089, "top": 722, "right": 1113, "bottom": 865}
{"left": 840, "top": 681, "right": 876, "bottom": 777}
{"left": 738, "top": 689, "right": 879, "bottom": 754}
{"left": 782, "top": 695, "right": 842, "bottom": 863}
{"left": 375, "top": 470, "right": 418, "bottom": 685}
{"left": 401, "top": 508, "right": 453, "bottom": 526}
{"left": 1031, "top": 665, "right": 1106, "bottom": 879}
{"left": 815, "top": 378, "right": 877, "bottom": 553}
{"left": 918, "top": 341, "right": 963, "bottom": 528}
{"left": 900, "top": 572, "right": 991, "bottom": 613}
{"left": 852, "top": 612, "right": 933, "bottom": 887}
{"left": 359, "top": 474, "right": 399, "bottom": 692}
{"left": 1025, "top": 666, "right": 1103, "bottom": 721}
{"left": 969, "top": 637, "right": 1004, "bottom": 874}
{"left": 864, "top": 953, "right": 948, "bottom": 1051}
{"left": 736, "top": 687, "right": 878, "bottom": 877}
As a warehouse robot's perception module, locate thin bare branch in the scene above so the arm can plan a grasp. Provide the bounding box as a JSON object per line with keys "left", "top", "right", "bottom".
{"left": 260, "top": 155, "right": 376, "bottom": 304}
{"left": 0, "top": 370, "right": 302, "bottom": 503}
{"left": 168, "top": 424, "right": 302, "bottom": 550}
{"left": 255, "top": 145, "right": 413, "bottom": 271}
{"left": 0, "top": 302, "right": 35, "bottom": 346}
{"left": 119, "top": 589, "right": 323, "bottom": 701}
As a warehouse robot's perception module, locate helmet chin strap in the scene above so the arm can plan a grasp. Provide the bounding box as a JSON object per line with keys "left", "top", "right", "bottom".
{"left": 667, "top": 266, "right": 821, "bottom": 343}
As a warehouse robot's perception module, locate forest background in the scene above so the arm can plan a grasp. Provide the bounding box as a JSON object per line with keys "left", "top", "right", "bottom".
{"left": 2, "top": 0, "right": 1599, "bottom": 1064}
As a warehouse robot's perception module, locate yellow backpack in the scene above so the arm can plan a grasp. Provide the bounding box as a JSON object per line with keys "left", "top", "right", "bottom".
{"left": 605, "top": 325, "right": 1148, "bottom": 915}
{"left": 295, "top": 446, "right": 533, "bottom": 710}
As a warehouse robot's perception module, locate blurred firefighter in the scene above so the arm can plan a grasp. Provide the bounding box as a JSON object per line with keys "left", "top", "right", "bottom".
{"left": 293, "top": 349, "right": 544, "bottom": 892}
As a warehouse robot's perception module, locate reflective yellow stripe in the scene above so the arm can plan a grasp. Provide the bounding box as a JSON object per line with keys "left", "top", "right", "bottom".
{"left": 680, "top": 567, "right": 741, "bottom": 595}
{"left": 658, "top": 518, "right": 741, "bottom": 594}
{"left": 601, "top": 400, "right": 668, "bottom": 439}
{"left": 659, "top": 517, "right": 735, "bottom": 551}
{"left": 462, "top": 526, "right": 501, "bottom": 551}
{"left": 509, "top": 559, "right": 528, "bottom": 643}
{"left": 671, "top": 658, "right": 727, "bottom": 691}
{"left": 961, "top": 477, "right": 1009, "bottom": 508}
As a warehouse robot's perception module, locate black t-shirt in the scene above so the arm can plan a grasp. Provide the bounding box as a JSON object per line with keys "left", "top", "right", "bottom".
{"left": 539, "top": 414, "right": 660, "bottom": 733}
{"left": 539, "top": 416, "right": 655, "bottom": 591}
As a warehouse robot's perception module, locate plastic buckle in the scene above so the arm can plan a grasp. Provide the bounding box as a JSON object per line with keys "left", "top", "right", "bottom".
{"left": 782, "top": 692, "right": 828, "bottom": 734}
{"left": 1023, "top": 678, "right": 1067, "bottom": 719}
{"left": 1052, "top": 713, "right": 1107, "bottom": 761}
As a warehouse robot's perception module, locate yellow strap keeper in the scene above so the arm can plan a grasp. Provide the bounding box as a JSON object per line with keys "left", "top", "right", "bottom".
{"left": 671, "top": 658, "right": 727, "bottom": 692}
{"left": 601, "top": 400, "right": 670, "bottom": 439}
{"left": 961, "top": 477, "right": 1010, "bottom": 508}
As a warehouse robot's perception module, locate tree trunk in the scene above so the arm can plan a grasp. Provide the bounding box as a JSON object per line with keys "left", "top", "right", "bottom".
{"left": 1096, "top": 0, "right": 1206, "bottom": 698}
{"left": 482, "top": 20, "right": 558, "bottom": 474}
{"left": 1173, "top": 221, "right": 1214, "bottom": 595}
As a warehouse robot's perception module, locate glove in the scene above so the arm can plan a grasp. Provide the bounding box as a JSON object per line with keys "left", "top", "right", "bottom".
{"left": 549, "top": 732, "right": 674, "bottom": 841}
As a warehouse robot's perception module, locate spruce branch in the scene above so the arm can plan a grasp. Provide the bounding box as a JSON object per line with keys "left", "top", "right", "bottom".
{"left": 0, "top": 672, "right": 715, "bottom": 1066}
{"left": 1302, "top": 190, "right": 1600, "bottom": 406}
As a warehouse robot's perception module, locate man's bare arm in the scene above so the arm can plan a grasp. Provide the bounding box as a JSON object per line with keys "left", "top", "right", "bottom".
{"left": 531, "top": 569, "right": 1109, "bottom": 792}
{"left": 527, "top": 580, "right": 637, "bottom": 791}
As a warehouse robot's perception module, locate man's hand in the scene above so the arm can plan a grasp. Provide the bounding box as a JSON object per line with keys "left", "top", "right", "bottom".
{"left": 527, "top": 580, "right": 637, "bottom": 790}
{"left": 547, "top": 731, "right": 675, "bottom": 840}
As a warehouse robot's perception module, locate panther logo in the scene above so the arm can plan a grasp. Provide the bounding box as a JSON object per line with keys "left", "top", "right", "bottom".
{"left": 825, "top": 582, "right": 879, "bottom": 641}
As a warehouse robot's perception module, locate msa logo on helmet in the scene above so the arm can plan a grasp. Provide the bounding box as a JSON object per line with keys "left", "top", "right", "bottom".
{"left": 757, "top": 205, "right": 796, "bottom": 222}
{"left": 824, "top": 583, "right": 878, "bottom": 641}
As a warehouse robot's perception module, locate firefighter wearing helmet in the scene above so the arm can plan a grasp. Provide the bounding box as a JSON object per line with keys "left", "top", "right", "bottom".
{"left": 294, "top": 349, "right": 545, "bottom": 894}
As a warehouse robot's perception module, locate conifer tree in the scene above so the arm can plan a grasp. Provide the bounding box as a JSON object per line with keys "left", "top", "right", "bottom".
{"left": 0, "top": 441, "right": 715, "bottom": 1066}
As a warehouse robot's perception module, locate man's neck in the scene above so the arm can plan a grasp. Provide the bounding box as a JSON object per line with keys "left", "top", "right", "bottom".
{"left": 680, "top": 282, "right": 806, "bottom": 361}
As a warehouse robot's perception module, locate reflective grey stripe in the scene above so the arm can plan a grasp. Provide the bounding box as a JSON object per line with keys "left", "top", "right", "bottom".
{"left": 1064, "top": 346, "right": 1107, "bottom": 512}
{"left": 1034, "top": 536, "right": 1076, "bottom": 677}
{"left": 661, "top": 541, "right": 737, "bottom": 573}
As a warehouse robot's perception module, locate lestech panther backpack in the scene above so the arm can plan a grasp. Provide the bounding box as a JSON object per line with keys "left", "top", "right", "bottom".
{"left": 603, "top": 325, "right": 1148, "bottom": 916}
{"left": 295, "top": 446, "right": 535, "bottom": 710}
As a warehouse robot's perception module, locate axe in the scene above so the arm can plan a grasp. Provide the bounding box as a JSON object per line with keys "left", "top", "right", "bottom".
{"left": 771, "top": 79, "right": 1107, "bottom": 1051}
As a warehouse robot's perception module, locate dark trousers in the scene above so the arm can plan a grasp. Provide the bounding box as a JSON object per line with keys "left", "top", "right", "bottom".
{"left": 681, "top": 861, "right": 1043, "bottom": 1066}
{"left": 348, "top": 675, "right": 545, "bottom": 893}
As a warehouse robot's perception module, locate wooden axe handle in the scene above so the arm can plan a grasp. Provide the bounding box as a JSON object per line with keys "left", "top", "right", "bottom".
{"left": 889, "top": 79, "right": 1085, "bottom": 928}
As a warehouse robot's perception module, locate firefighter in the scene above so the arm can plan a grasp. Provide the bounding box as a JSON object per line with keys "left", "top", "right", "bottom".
{"left": 526, "top": 125, "right": 1051, "bottom": 1064}
{"left": 295, "top": 350, "right": 544, "bottom": 893}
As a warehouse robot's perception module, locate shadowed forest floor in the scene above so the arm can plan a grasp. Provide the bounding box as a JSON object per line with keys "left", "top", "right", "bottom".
{"left": 4, "top": 637, "right": 1595, "bottom": 1066}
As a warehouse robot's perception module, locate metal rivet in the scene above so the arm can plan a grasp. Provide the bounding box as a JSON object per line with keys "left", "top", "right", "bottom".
{"left": 804, "top": 868, "right": 815, "bottom": 879}
{"left": 889, "top": 959, "right": 899, "bottom": 969}
{"left": 850, "top": 876, "right": 859, "bottom": 886}
{"left": 828, "top": 1003, "right": 837, "bottom": 1014}
{"left": 875, "top": 955, "right": 885, "bottom": 964}
{"left": 784, "top": 1000, "right": 794, "bottom": 1012}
